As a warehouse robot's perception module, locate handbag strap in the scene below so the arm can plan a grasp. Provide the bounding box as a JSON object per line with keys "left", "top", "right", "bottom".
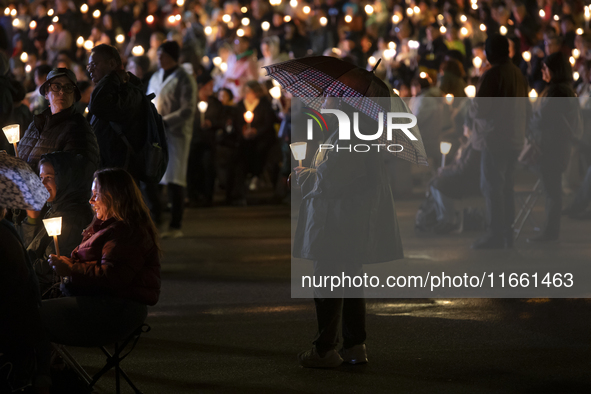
{"left": 110, "top": 122, "right": 133, "bottom": 170}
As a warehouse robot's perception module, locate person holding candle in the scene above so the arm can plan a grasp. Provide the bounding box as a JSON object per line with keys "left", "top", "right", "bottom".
{"left": 187, "top": 73, "right": 223, "bottom": 207}
{"left": 17, "top": 68, "right": 99, "bottom": 172}
{"left": 35, "top": 168, "right": 161, "bottom": 389}
{"left": 293, "top": 95, "right": 404, "bottom": 368}
{"left": 235, "top": 80, "right": 279, "bottom": 194}
{"left": 20, "top": 151, "right": 95, "bottom": 298}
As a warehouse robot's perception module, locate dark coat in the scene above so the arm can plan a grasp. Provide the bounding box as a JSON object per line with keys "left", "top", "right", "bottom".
{"left": 17, "top": 106, "right": 99, "bottom": 172}
{"left": 470, "top": 59, "right": 530, "bottom": 152}
{"left": 529, "top": 82, "right": 582, "bottom": 172}
{"left": 64, "top": 218, "right": 161, "bottom": 306}
{"left": 293, "top": 124, "right": 404, "bottom": 264}
{"left": 88, "top": 71, "right": 145, "bottom": 169}
{"left": 0, "top": 219, "right": 43, "bottom": 356}
{"left": 21, "top": 152, "right": 94, "bottom": 296}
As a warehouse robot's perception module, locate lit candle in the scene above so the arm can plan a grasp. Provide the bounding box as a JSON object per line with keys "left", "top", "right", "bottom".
{"left": 146, "top": 15, "right": 154, "bottom": 24}
{"left": 242, "top": 17, "right": 250, "bottom": 26}
{"left": 319, "top": 17, "right": 327, "bottom": 27}
{"left": 93, "top": 9, "right": 100, "bottom": 19}
{"left": 445, "top": 93, "right": 454, "bottom": 105}
{"left": 473, "top": 56, "right": 482, "bottom": 69}
{"left": 344, "top": 15, "right": 352, "bottom": 23}
{"left": 439, "top": 141, "right": 452, "bottom": 168}
{"left": 270, "top": 86, "right": 281, "bottom": 100}
{"left": 43, "top": 217, "right": 62, "bottom": 257}
{"left": 290, "top": 142, "right": 307, "bottom": 167}
{"left": 365, "top": 5, "right": 373, "bottom": 15}
{"left": 464, "top": 85, "right": 476, "bottom": 98}
{"left": 84, "top": 40, "right": 94, "bottom": 51}
{"left": 116, "top": 34, "right": 125, "bottom": 44}
{"left": 522, "top": 51, "right": 531, "bottom": 62}
{"left": 262, "top": 21, "right": 270, "bottom": 31}
{"left": 20, "top": 52, "right": 28, "bottom": 63}
{"left": 76, "top": 36, "right": 84, "bottom": 47}
{"left": 244, "top": 111, "right": 254, "bottom": 135}
{"left": 80, "top": 4, "right": 88, "bottom": 13}
{"left": 2, "top": 124, "right": 19, "bottom": 157}
{"left": 529, "top": 89, "right": 537, "bottom": 103}
{"left": 198, "top": 101, "right": 208, "bottom": 126}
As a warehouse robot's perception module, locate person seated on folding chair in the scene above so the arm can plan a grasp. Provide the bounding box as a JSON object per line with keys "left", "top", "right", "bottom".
{"left": 416, "top": 128, "right": 481, "bottom": 234}
{"left": 20, "top": 152, "right": 94, "bottom": 299}
{"left": 35, "top": 168, "right": 161, "bottom": 390}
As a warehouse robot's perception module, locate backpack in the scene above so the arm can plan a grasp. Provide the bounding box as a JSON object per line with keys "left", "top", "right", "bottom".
{"left": 111, "top": 92, "right": 169, "bottom": 184}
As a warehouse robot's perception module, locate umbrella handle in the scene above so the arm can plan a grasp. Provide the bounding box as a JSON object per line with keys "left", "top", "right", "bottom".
{"left": 372, "top": 58, "right": 382, "bottom": 72}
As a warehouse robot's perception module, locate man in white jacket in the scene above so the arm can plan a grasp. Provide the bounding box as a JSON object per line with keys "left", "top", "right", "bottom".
{"left": 147, "top": 41, "right": 197, "bottom": 238}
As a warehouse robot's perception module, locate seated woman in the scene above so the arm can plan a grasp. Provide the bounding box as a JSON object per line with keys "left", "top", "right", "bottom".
{"left": 21, "top": 151, "right": 94, "bottom": 298}
{"left": 43, "top": 168, "right": 161, "bottom": 346}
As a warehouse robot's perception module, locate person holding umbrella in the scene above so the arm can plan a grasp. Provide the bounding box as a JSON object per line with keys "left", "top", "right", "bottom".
{"left": 264, "top": 56, "right": 427, "bottom": 368}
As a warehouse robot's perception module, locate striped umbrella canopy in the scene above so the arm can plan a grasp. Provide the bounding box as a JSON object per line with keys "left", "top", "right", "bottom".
{"left": 263, "top": 56, "right": 428, "bottom": 165}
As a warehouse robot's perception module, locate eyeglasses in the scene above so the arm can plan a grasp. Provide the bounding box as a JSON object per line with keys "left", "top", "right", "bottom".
{"left": 48, "top": 83, "right": 76, "bottom": 94}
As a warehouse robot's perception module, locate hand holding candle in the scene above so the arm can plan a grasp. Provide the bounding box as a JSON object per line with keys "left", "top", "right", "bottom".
{"left": 2, "top": 124, "right": 20, "bottom": 157}
{"left": 290, "top": 142, "right": 307, "bottom": 167}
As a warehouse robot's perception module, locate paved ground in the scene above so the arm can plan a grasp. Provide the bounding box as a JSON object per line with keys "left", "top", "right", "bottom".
{"left": 66, "top": 174, "right": 591, "bottom": 394}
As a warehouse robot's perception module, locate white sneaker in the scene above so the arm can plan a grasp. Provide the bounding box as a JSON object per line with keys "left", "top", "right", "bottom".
{"left": 160, "top": 229, "right": 184, "bottom": 239}
{"left": 339, "top": 344, "right": 368, "bottom": 364}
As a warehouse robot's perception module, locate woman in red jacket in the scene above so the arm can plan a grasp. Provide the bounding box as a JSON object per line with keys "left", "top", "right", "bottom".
{"left": 43, "top": 167, "right": 161, "bottom": 346}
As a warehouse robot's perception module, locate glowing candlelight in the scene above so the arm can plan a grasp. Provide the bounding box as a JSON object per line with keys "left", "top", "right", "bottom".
{"left": 220, "top": 62, "right": 228, "bottom": 72}
{"left": 222, "top": 14, "right": 231, "bottom": 23}
{"left": 539, "top": 9, "right": 545, "bottom": 18}
{"left": 80, "top": 4, "right": 88, "bottom": 13}
{"left": 365, "top": 5, "right": 373, "bottom": 15}
{"left": 440, "top": 25, "right": 447, "bottom": 34}
{"left": 319, "top": 17, "right": 327, "bottom": 26}
{"left": 30, "top": 20, "right": 36, "bottom": 29}
{"left": 131, "top": 45, "right": 144, "bottom": 56}
{"left": 262, "top": 21, "right": 270, "bottom": 31}
{"left": 116, "top": 34, "right": 125, "bottom": 44}
{"left": 500, "top": 26, "right": 507, "bottom": 35}
{"left": 480, "top": 23, "right": 486, "bottom": 31}
{"left": 303, "top": 6, "right": 311, "bottom": 14}
{"left": 43, "top": 217, "right": 62, "bottom": 257}
{"left": 84, "top": 40, "right": 94, "bottom": 50}
{"left": 290, "top": 142, "right": 307, "bottom": 166}
{"left": 146, "top": 15, "right": 154, "bottom": 24}
{"left": 242, "top": 17, "right": 250, "bottom": 26}
{"left": 529, "top": 89, "right": 537, "bottom": 103}
{"left": 445, "top": 93, "right": 454, "bottom": 105}
{"left": 270, "top": 86, "right": 281, "bottom": 99}
{"left": 198, "top": 101, "right": 208, "bottom": 126}
{"left": 473, "top": 56, "right": 482, "bottom": 69}
{"left": 20, "top": 52, "right": 28, "bottom": 62}
{"left": 439, "top": 141, "right": 452, "bottom": 168}
{"left": 93, "top": 10, "right": 100, "bottom": 19}
{"left": 244, "top": 111, "right": 254, "bottom": 123}
{"left": 344, "top": 15, "right": 352, "bottom": 23}
{"left": 522, "top": 51, "right": 531, "bottom": 62}
{"left": 465, "top": 85, "right": 476, "bottom": 98}
{"left": 3, "top": 124, "right": 19, "bottom": 157}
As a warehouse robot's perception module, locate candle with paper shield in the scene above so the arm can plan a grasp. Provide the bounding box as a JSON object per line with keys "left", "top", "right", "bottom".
{"left": 439, "top": 141, "right": 452, "bottom": 168}
{"left": 43, "top": 217, "right": 62, "bottom": 257}
{"left": 2, "top": 124, "right": 19, "bottom": 157}
{"left": 198, "top": 101, "right": 208, "bottom": 126}
{"left": 290, "top": 142, "right": 307, "bottom": 167}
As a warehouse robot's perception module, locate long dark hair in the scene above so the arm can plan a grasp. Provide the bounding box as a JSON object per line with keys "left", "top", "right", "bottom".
{"left": 92, "top": 168, "right": 160, "bottom": 254}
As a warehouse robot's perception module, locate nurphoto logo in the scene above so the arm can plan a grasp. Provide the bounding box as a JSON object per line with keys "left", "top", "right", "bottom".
{"left": 304, "top": 108, "right": 418, "bottom": 153}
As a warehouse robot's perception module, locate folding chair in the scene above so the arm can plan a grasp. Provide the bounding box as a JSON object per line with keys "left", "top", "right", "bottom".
{"left": 52, "top": 323, "right": 151, "bottom": 394}
{"left": 512, "top": 179, "right": 544, "bottom": 240}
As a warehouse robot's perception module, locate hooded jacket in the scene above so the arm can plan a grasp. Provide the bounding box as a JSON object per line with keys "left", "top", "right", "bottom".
{"left": 21, "top": 152, "right": 95, "bottom": 296}
{"left": 18, "top": 106, "right": 99, "bottom": 172}
{"left": 88, "top": 71, "right": 146, "bottom": 169}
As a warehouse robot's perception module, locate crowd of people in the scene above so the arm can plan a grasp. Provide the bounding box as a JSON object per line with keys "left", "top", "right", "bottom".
{"left": 1, "top": 0, "right": 591, "bottom": 386}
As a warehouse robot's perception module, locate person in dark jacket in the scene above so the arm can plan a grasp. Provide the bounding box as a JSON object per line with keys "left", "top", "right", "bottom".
{"left": 235, "top": 80, "right": 279, "bottom": 194}
{"left": 187, "top": 73, "right": 224, "bottom": 207}
{"left": 293, "top": 97, "right": 405, "bottom": 368}
{"left": 17, "top": 68, "right": 99, "bottom": 172}
{"left": 20, "top": 152, "right": 94, "bottom": 297}
{"left": 87, "top": 44, "right": 146, "bottom": 170}
{"left": 35, "top": 168, "right": 161, "bottom": 390}
{"left": 469, "top": 34, "right": 529, "bottom": 249}
{"left": 526, "top": 52, "right": 582, "bottom": 242}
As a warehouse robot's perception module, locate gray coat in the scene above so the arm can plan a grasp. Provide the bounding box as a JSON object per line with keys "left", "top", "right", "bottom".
{"left": 147, "top": 67, "right": 197, "bottom": 186}
{"left": 293, "top": 130, "right": 404, "bottom": 264}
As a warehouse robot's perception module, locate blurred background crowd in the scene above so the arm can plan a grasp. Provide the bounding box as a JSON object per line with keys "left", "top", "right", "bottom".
{"left": 0, "top": 0, "right": 589, "bottom": 213}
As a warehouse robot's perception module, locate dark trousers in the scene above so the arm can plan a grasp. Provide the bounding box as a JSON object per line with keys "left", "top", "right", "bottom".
{"left": 480, "top": 149, "right": 520, "bottom": 239}
{"left": 168, "top": 183, "right": 185, "bottom": 229}
{"left": 312, "top": 260, "right": 366, "bottom": 353}
{"left": 539, "top": 168, "right": 563, "bottom": 237}
{"left": 187, "top": 142, "right": 216, "bottom": 203}
{"left": 141, "top": 182, "right": 185, "bottom": 229}
{"left": 569, "top": 165, "right": 591, "bottom": 212}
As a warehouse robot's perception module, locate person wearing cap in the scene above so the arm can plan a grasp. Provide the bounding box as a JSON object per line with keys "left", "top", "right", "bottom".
{"left": 147, "top": 40, "right": 197, "bottom": 238}
{"left": 17, "top": 68, "right": 99, "bottom": 173}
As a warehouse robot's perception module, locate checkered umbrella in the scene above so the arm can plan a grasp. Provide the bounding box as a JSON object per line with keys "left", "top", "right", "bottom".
{"left": 263, "top": 56, "right": 428, "bottom": 166}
